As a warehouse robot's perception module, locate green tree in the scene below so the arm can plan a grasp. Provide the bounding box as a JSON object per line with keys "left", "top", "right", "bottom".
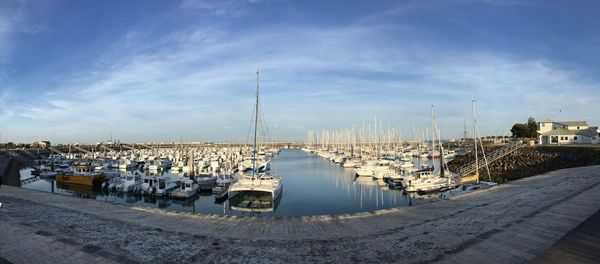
{"left": 527, "top": 117, "right": 537, "bottom": 138}
{"left": 511, "top": 123, "right": 530, "bottom": 138}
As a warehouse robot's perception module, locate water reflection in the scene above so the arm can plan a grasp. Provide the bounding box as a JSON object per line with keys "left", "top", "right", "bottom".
{"left": 21, "top": 149, "right": 431, "bottom": 216}
{"left": 228, "top": 191, "right": 282, "bottom": 213}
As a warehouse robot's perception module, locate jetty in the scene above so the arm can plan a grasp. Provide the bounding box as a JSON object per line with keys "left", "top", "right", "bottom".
{"left": 1, "top": 165, "right": 599, "bottom": 263}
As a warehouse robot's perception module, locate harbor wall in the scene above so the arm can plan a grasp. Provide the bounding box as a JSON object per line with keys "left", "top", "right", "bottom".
{"left": 448, "top": 145, "right": 600, "bottom": 182}
{"left": 0, "top": 152, "right": 27, "bottom": 187}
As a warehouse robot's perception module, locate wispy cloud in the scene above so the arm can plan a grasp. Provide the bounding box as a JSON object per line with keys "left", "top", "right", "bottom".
{"left": 178, "top": 0, "right": 263, "bottom": 17}
{"left": 2, "top": 1, "right": 598, "bottom": 143}
{"left": 7, "top": 19, "right": 597, "bottom": 142}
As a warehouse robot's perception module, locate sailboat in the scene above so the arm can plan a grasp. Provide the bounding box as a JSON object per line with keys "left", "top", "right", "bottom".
{"left": 228, "top": 70, "right": 283, "bottom": 212}
{"left": 441, "top": 99, "right": 497, "bottom": 199}
{"left": 405, "top": 105, "right": 454, "bottom": 193}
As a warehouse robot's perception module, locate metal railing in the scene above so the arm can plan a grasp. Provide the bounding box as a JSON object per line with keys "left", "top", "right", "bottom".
{"left": 456, "top": 141, "right": 525, "bottom": 176}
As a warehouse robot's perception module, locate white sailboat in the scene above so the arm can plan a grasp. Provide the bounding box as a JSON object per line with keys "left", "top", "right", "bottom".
{"left": 441, "top": 99, "right": 497, "bottom": 199}
{"left": 405, "top": 105, "right": 455, "bottom": 193}
{"left": 228, "top": 71, "right": 283, "bottom": 212}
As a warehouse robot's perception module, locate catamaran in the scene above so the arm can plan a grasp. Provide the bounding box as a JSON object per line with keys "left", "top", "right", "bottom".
{"left": 228, "top": 71, "right": 283, "bottom": 212}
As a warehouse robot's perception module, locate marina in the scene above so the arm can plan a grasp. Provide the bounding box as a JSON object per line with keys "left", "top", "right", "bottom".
{"left": 19, "top": 148, "right": 431, "bottom": 216}
{"left": 1, "top": 1, "right": 599, "bottom": 263}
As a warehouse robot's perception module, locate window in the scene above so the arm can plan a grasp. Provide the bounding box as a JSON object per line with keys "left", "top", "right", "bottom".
{"left": 542, "top": 123, "right": 545, "bottom": 127}
{"left": 577, "top": 126, "right": 580, "bottom": 129}
{"left": 574, "top": 136, "right": 578, "bottom": 140}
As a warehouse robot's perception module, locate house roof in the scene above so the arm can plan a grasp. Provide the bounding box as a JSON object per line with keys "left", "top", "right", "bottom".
{"left": 541, "top": 128, "right": 597, "bottom": 137}
{"left": 556, "top": 121, "right": 588, "bottom": 126}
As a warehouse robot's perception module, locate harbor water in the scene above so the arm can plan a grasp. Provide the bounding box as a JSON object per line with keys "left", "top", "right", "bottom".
{"left": 20, "top": 149, "right": 432, "bottom": 217}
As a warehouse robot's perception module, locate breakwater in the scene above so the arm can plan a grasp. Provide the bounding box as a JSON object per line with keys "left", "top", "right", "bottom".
{"left": 0, "top": 150, "right": 38, "bottom": 187}
{"left": 448, "top": 145, "right": 600, "bottom": 182}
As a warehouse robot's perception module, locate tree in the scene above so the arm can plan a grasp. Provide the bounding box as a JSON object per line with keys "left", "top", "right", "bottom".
{"left": 527, "top": 117, "right": 538, "bottom": 138}
{"left": 511, "top": 123, "right": 530, "bottom": 138}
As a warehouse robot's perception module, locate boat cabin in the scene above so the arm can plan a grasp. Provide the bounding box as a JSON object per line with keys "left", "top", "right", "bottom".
{"left": 73, "top": 165, "right": 96, "bottom": 174}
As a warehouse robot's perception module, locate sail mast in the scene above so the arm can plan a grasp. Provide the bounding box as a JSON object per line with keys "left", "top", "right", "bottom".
{"left": 253, "top": 70, "right": 259, "bottom": 178}
{"left": 431, "top": 105, "right": 436, "bottom": 159}
{"left": 472, "top": 99, "right": 479, "bottom": 182}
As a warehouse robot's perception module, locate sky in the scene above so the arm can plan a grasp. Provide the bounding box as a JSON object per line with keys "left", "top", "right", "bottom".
{"left": 0, "top": 0, "right": 599, "bottom": 144}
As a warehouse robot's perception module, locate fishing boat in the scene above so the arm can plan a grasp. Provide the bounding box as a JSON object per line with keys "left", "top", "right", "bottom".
{"left": 228, "top": 71, "right": 283, "bottom": 212}
{"left": 55, "top": 165, "right": 106, "bottom": 186}
{"left": 196, "top": 174, "right": 218, "bottom": 190}
{"left": 118, "top": 159, "right": 138, "bottom": 170}
{"left": 140, "top": 175, "right": 158, "bottom": 194}
{"left": 154, "top": 175, "right": 180, "bottom": 196}
{"left": 170, "top": 177, "right": 199, "bottom": 199}
{"left": 118, "top": 173, "right": 142, "bottom": 192}
{"left": 216, "top": 173, "right": 237, "bottom": 185}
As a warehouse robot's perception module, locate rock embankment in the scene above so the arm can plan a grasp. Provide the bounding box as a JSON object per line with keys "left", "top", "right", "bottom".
{"left": 0, "top": 150, "right": 34, "bottom": 186}
{"left": 448, "top": 146, "right": 600, "bottom": 182}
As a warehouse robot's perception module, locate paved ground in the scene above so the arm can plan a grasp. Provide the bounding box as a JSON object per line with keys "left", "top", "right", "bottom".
{"left": 529, "top": 208, "right": 600, "bottom": 263}
{"left": 1, "top": 165, "right": 600, "bottom": 263}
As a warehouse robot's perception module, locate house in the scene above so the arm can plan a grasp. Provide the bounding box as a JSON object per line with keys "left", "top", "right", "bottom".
{"left": 31, "top": 141, "right": 51, "bottom": 148}
{"left": 537, "top": 120, "right": 600, "bottom": 145}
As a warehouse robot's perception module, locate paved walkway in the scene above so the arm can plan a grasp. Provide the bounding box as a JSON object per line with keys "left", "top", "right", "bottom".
{"left": 1, "top": 165, "right": 599, "bottom": 263}
{"left": 529, "top": 208, "right": 600, "bottom": 263}
{"left": 0, "top": 220, "right": 121, "bottom": 264}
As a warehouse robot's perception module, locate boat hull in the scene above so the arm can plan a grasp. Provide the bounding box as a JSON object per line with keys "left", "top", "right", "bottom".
{"left": 56, "top": 174, "right": 106, "bottom": 186}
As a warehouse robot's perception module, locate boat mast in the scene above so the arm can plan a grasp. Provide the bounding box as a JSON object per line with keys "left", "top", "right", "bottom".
{"left": 253, "top": 70, "right": 259, "bottom": 178}
{"left": 472, "top": 99, "right": 479, "bottom": 182}
{"left": 431, "top": 105, "right": 436, "bottom": 159}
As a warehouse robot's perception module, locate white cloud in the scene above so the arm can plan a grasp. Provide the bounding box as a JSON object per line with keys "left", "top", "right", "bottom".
{"left": 178, "top": 0, "right": 261, "bottom": 17}
{"left": 4, "top": 3, "right": 599, "bottom": 143}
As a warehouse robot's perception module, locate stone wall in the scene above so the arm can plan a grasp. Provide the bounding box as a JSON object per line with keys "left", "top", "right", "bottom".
{"left": 448, "top": 146, "right": 600, "bottom": 182}
{"left": 0, "top": 151, "right": 28, "bottom": 186}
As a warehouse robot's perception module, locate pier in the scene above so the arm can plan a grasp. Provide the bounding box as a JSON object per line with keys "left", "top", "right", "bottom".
{"left": 1, "top": 165, "right": 599, "bottom": 263}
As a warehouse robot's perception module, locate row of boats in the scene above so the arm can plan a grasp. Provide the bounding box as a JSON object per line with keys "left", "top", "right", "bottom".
{"left": 41, "top": 164, "right": 237, "bottom": 199}
{"left": 304, "top": 100, "right": 499, "bottom": 197}
{"left": 305, "top": 146, "right": 458, "bottom": 193}
{"left": 36, "top": 71, "right": 284, "bottom": 212}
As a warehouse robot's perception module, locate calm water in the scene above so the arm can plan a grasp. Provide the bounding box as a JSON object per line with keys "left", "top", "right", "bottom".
{"left": 21, "top": 149, "right": 433, "bottom": 217}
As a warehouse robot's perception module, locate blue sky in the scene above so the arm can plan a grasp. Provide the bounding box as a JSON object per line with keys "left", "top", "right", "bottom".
{"left": 1, "top": 0, "right": 599, "bottom": 143}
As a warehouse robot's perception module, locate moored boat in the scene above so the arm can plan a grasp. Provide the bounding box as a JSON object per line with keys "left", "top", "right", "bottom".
{"left": 170, "top": 177, "right": 199, "bottom": 199}
{"left": 55, "top": 165, "right": 106, "bottom": 186}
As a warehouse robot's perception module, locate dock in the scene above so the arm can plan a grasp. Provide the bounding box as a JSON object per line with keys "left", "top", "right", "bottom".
{"left": 1, "top": 165, "right": 599, "bottom": 263}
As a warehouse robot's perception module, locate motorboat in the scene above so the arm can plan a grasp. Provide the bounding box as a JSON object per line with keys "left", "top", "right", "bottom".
{"left": 170, "top": 177, "right": 199, "bottom": 199}
{"left": 154, "top": 175, "right": 180, "bottom": 196}
{"left": 118, "top": 173, "right": 142, "bottom": 192}
{"left": 55, "top": 165, "right": 106, "bottom": 186}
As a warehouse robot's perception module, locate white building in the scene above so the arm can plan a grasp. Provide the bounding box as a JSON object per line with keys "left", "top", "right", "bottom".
{"left": 538, "top": 120, "right": 600, "bottom": 145}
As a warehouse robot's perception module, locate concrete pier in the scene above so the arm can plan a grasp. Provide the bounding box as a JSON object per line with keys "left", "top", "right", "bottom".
{"left": 1, "top": 165, "right": 599, "bottom": 263}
